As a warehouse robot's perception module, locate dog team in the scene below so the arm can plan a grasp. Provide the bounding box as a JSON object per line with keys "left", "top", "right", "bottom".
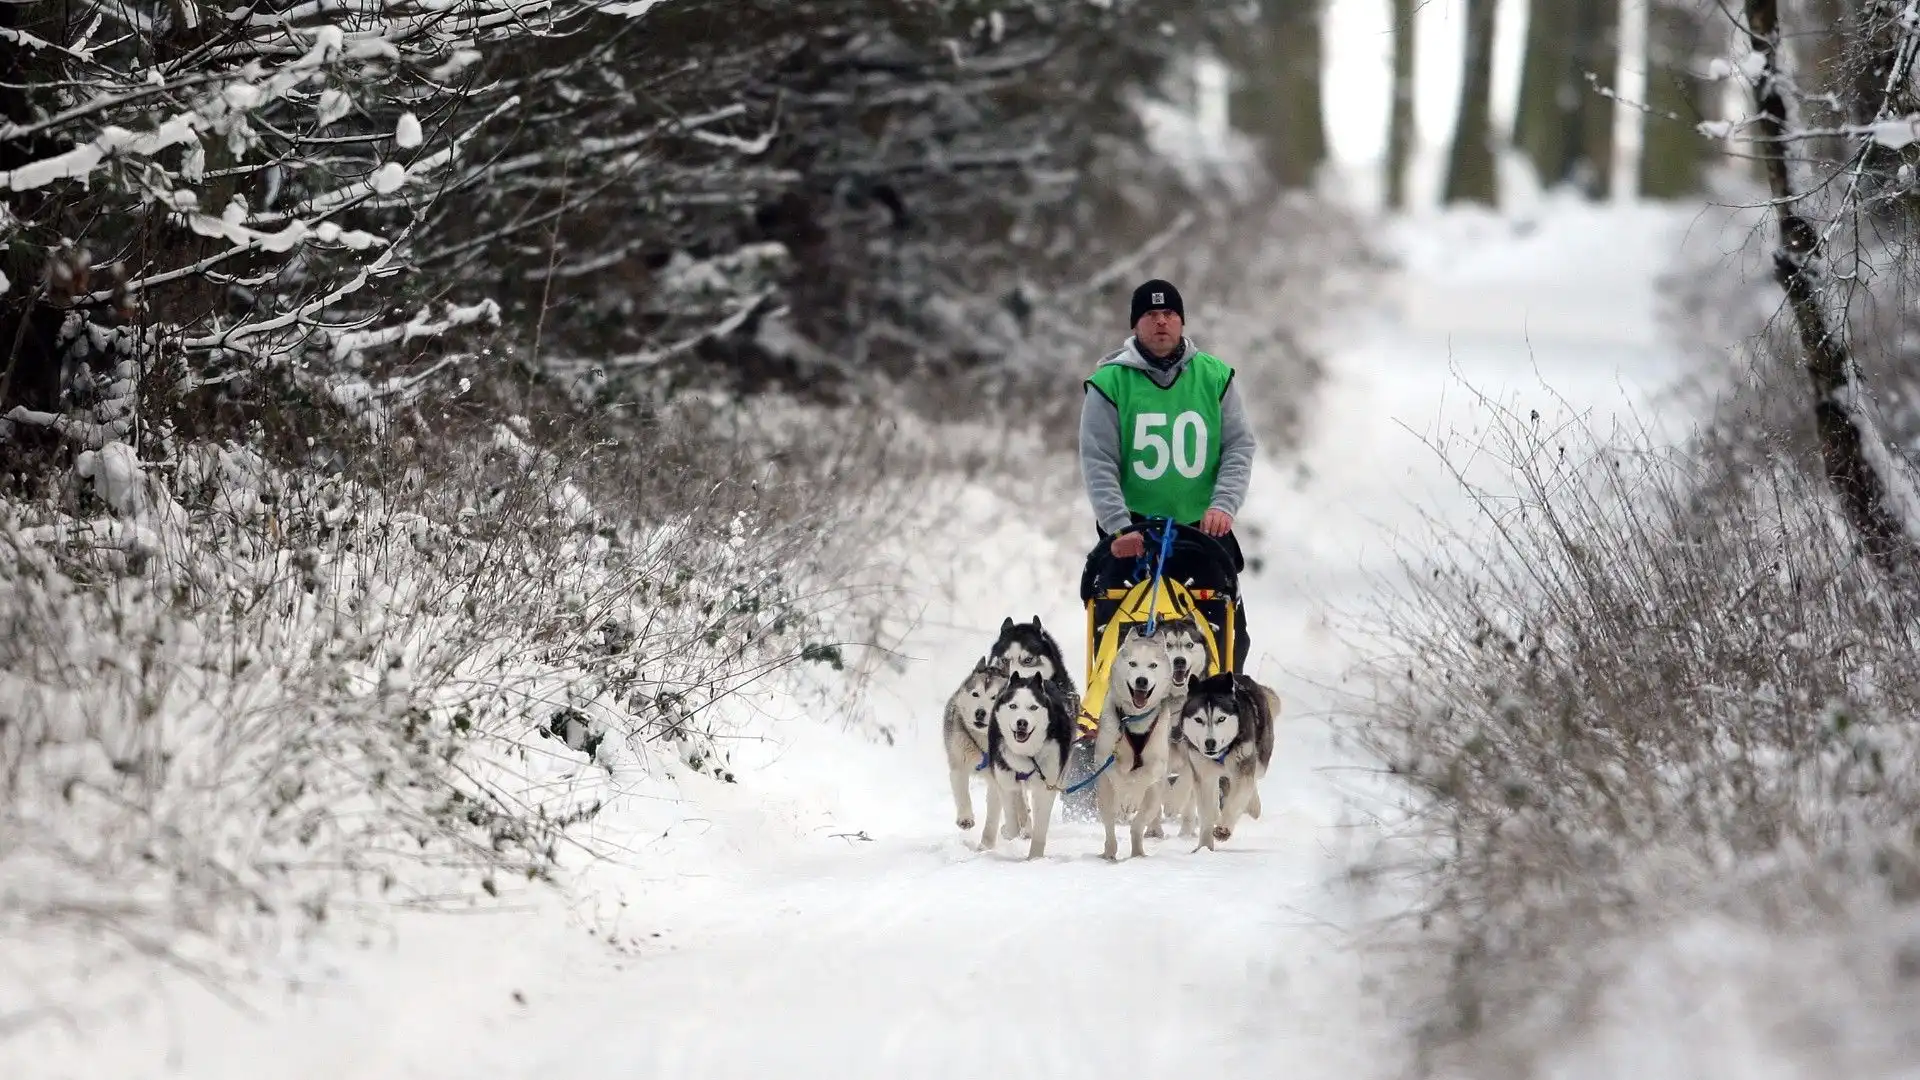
{"left": 942, "top": 615, "right": 1279, "bottom": 861}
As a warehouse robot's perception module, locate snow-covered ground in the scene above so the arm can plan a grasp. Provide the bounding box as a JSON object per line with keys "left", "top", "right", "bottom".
{"left": 12, "top": 195, "right": 1741, "bottom": 1080}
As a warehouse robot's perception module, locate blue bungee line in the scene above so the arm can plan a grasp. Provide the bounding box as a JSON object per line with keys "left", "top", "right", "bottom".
{"left": 1062, "top": 753, "right": 1111, "bottom": 794}
{"left": 1140, "top": 515, "right": 1176, "bottom": 638}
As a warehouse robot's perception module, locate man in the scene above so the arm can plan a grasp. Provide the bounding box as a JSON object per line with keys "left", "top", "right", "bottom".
{"left": 1078, "top": 277, "right": 1256, "bottom": 668}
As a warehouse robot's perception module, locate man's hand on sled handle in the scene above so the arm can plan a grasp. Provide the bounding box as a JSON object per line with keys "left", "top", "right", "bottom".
{"left": 1110, "top": 531, "right": 1146, "bottom": 558}
{"left": 1200, "top": 508, "right": 1233, "bottom": 537}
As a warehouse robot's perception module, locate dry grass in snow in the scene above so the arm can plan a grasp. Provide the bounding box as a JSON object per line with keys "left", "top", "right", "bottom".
{"left": 0, "top": 388, "right": 930, "bottom": 1034}
{"left": 1347, "top": 376, "right": 1920, "bottom": 1078}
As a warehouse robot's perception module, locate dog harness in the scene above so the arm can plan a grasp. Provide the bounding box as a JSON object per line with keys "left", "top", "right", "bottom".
{"left": 999, "top": 752, "right": 1041, "bottom": 783}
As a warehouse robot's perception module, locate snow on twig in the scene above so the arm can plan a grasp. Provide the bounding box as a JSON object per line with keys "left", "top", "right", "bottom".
{"left": 330, "top": 299, "right": 501, "bottom": 362}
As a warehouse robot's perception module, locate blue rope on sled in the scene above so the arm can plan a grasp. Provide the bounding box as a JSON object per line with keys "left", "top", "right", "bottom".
{"left": 1062, "top": 753, "right": 1113, "bottom": 795}
{"left": 1138, "top": 515, "right": 1177, "bottom": 638}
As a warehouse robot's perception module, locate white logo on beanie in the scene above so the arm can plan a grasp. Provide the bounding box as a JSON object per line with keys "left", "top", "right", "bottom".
{"left": 1151, "top": 292, "right": 1164, "bottom": 305}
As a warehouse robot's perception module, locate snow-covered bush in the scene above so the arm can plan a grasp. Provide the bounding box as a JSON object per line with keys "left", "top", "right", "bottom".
{"left": 1350, "top": 387, "right": 1920, "bottom": 1076}
{"left": 0, "top": 377, "right": 916, "bottom": 1025}
{"left": 0, "top": 0, "right": 609, "bottom": 407}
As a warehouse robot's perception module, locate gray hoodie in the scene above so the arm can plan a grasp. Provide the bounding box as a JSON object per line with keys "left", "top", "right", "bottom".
{"left": 1078, "top": 336, "right": 1257, "bottom": 536}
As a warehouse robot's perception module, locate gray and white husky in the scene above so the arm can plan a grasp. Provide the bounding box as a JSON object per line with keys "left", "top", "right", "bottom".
{"left": 1155, "top": 616, "right": 1212, "bottom": 687}
{"left": 1166, "top": 672, "right": 1279, "bottom": 850}
{"left": 1091, "top": 627, "right": 1184, "bottom": 861}
{"left": 979, "top": 673, "right": 1075, "bottom": 860}
{"left": 1145, "top": 617, "right": 1212, "bottom": 838}
{"left": 989, "top": 615, "right": 1081, "bottom": 719}
{"left": 942, "top": 655, "right": 1013, "bottom": 833}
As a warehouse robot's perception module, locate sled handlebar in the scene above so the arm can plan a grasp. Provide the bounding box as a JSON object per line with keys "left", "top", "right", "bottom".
{"left": 1111, "top": 519, "right": 1239, "bottom": 589}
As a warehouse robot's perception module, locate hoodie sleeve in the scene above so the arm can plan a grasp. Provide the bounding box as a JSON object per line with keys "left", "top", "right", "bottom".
{"left": 1210, "top": 379, "right": 1257, "bottom": 519}
{"left": 1079, "top": 385, "right": 1135, "bottom": 536}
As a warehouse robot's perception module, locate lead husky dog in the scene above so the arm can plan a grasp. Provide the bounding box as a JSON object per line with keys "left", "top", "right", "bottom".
{"left": 1092, "top": 627, "right": 1183, "bottom": 860}
{"left": 979, "top": 673, "right": 1075, "bottom": 859}
{"left": 1168, "top": 672, "right": 1278, "bottom": 850}
{"left": 942, "top": 656, "right": 1014, "bottom": 833}
{"left": 988, "top": 616, "right": 1080, "bottom": 719}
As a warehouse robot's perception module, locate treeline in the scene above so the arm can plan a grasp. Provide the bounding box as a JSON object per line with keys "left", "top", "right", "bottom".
{"left": 0, "top": 0, "right": 1344, "bottom": 469}
{"left": 1230, "top": 0, "right": 1782, "bottom": 206}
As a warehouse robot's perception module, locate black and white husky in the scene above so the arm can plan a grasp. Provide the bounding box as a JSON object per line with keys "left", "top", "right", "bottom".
{"left": 1167, "top": 672, "right": 1278, "bottom": 850}
{"left": 979, "top": 673, "right": 1075, "bottom": 860}
{"left": 943, "top": 655, "right": 1013, "bottom": 833}
{"left": 988, "top": 616, "right": 1080, "bottom": 719}
{"left": 1091, "top": 627, "right": 1184, "bottom": 861}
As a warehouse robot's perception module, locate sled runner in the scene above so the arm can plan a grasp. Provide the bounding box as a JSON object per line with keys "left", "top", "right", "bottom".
{"left": 1059, "top": 518, "right": 1244, "bottom": 817}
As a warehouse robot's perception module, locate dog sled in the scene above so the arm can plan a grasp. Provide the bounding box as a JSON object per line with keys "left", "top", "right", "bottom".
{"left": 1060, "top": 518, "right": 1246, "bottom": 817}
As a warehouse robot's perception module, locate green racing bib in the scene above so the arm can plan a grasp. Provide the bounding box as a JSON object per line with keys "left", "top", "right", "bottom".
{"left": 1085, "top": 351, "right": 1233, "bottom": 526}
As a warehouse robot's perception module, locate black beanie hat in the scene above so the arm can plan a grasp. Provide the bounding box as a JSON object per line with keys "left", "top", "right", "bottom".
{"left": 1129, "top": 279, "right": 1184, "bottom": 326}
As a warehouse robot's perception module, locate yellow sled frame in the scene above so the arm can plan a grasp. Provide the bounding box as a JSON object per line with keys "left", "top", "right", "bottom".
{"left": 1077, "top": 576, "right": 1234, "bottom": 737}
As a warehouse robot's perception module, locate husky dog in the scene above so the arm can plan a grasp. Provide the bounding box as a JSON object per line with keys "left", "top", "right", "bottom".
{"left": 1143, "top": 617, "right": 1211, "bottom": 838}
{"left": 1168, "top": 672, "right": 1279, "bottom": 850}
{"left": 989, "top": 616, "right": 1080, "bottom": 718}
{"left": 943, "top": 655, "right": 1013, "bottom": 832}
{"left": 1091, "top": 627, "right": 1184, "bottom": 860}
{"left": 1155, "top": 616, "right": 1212, "bottom": 687}
{"left": 979, "top": 673, "right": 1076, "bottom": 859}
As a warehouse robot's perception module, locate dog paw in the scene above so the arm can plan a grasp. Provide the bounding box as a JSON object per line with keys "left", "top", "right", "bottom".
{"left": 1144, "top": 821, "right": 1165, "bottom": 839}
{"left": 1211, "top": 825, "right": 1232, "bottom": 842}
{"left": 957, "top": 817, "right": 974, "bottom": 830}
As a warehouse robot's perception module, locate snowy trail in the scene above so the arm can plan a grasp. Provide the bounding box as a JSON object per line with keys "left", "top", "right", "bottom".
{"left": 491, "top": 833, "right": 1385, "bottom": 1077}
{"left": 17, "top": 201, "right": 1728, "bottom": 1080}
{"left": 410, "top": 204, "right": 1712, "bottom": 1080}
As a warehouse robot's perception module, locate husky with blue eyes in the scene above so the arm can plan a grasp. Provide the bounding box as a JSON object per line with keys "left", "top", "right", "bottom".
{"left": 1167, "top": 671, "right": 1278, "bottom": 850}
{"left": 978, "top": 672, "right": 1075, "bottom": 860}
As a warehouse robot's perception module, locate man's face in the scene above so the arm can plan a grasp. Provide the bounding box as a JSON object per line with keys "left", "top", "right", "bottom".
{"left": 1134, "top": 309, "right": 1183, "bottom": 356}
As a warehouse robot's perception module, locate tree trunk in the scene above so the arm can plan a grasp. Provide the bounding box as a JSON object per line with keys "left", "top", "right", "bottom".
{"left": 1386, "top": 0, "right": 1416, "bottom": 209}
{"left": 1515, "top": 0, "right": 1618, "bottom": 196}
{"left": 1514, "top": 0, "right": 1573, "bottom": 187}
{"left": 1577, "top": 0, "right": 1621, "bottom": 199}
{"left": 1742, "top": 0, "right": 1915, "bottom": 573}
{"left": 1444, "top": 0, "right": 1500, "bottom": 204}
{"left": 1639, "top": 1, "right": 1707, "bottom": 199}
{"left": 1226, "top": 0, "right": 1328, "bottom": 191}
